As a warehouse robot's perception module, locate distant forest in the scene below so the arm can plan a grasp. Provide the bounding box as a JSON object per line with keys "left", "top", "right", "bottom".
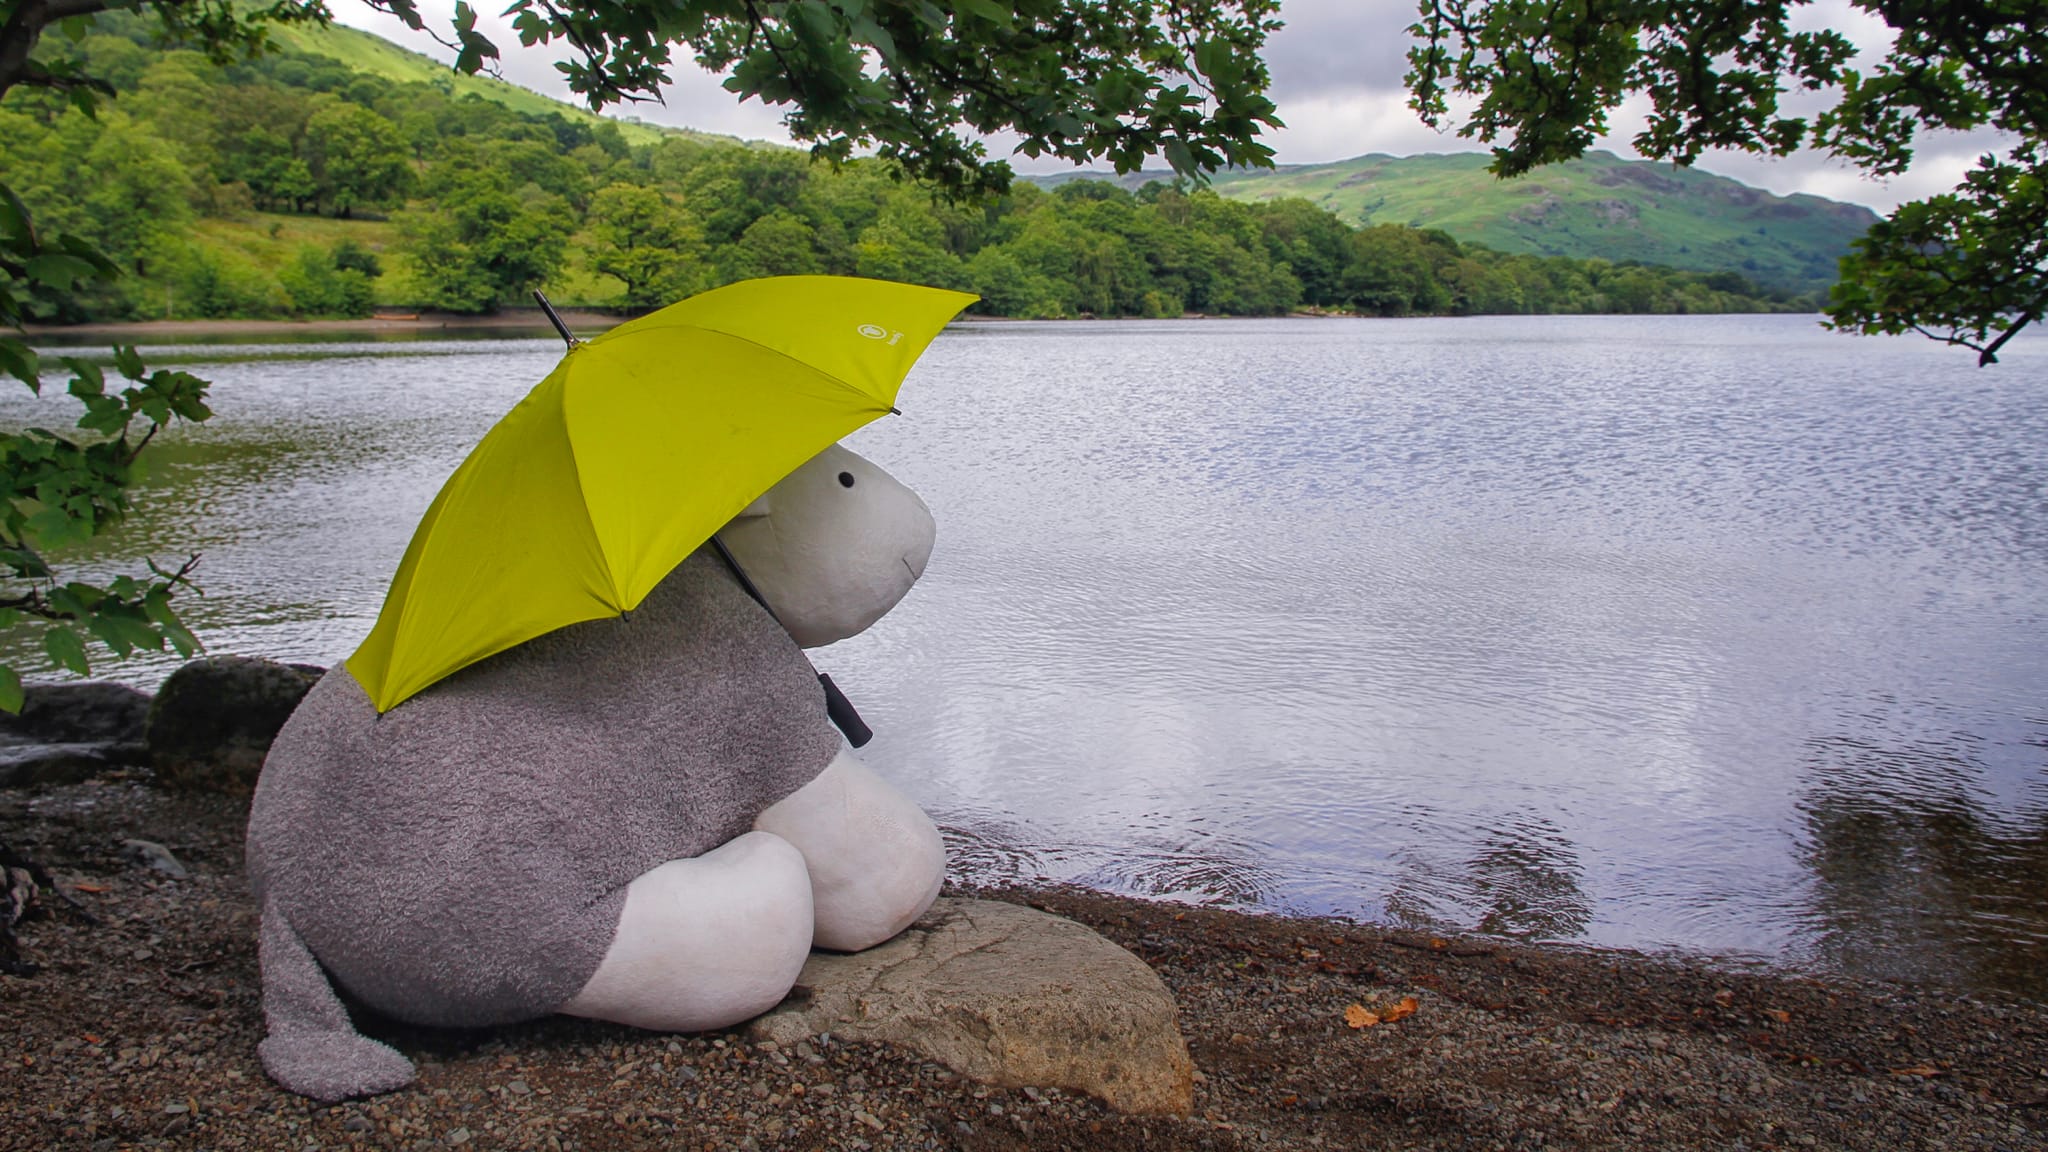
{"left": 1, "top": 15, "right": 1815, "bottom": 322}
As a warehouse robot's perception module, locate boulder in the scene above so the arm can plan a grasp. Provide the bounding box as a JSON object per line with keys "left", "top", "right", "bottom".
{"left": 0, "top": 682, "right": 152, "bottom": 788}
{"left": 745, "top": 897, "right": 1194, "bottom": 1115}
{"left": 3, "top": 682, "right": 152, "bottom": 744}
{"left": 146, "top": 657, "right": 323, "bottom": 793}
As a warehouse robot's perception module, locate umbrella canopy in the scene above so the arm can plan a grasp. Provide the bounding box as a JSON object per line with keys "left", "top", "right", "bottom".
{"left": 346, "top": 276, "right": 977, "bottom": 713}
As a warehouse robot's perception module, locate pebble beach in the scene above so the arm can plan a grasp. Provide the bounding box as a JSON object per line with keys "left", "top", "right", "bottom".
{"left": 4, "top": 776, "right": 2045, "bottom": 1152}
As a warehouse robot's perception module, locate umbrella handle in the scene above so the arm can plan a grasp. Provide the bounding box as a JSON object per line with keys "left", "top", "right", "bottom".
{"left": 819, "top": 673, "right": 873, "bottom": 748}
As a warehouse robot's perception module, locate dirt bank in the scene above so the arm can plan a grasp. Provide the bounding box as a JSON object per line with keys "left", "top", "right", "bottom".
{"left": 3, "top": 776, "right": 2044, "bottom": 1151}
{"left": 19, "top": 310, "right": 622, "bottom": 343}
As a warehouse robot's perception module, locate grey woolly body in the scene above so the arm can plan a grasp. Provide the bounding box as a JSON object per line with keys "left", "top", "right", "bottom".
{"left": 248, "top": 549, "right": 843, "bottom": 1049}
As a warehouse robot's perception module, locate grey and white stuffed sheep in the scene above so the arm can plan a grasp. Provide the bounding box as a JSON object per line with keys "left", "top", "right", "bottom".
{"left": 245, "top": 443, "right": 947, "bottom": 1103}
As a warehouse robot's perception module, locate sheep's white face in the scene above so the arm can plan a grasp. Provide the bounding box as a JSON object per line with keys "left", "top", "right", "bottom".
{"left": 717, "top": 444, "right": 935, "bottom": 648}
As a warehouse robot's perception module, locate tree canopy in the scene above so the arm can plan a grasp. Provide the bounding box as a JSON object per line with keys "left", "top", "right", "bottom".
{"left": 2, "top": 0, "right": 1283, "bottom": 195}
{"left": 1406, "top": 0, "right": 2046, "bottom": 364}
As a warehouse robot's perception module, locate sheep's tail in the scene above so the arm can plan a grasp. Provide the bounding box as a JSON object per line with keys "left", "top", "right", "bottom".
{"left": 256, "top": 895, "right": 415, "bottom": 1103}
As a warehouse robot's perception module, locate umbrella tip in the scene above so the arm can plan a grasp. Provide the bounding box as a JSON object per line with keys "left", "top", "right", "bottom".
{"left": 533, "top": 290, "right": 580, "bottom": 349}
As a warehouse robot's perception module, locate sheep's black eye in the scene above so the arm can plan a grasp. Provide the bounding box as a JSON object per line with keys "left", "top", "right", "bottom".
{"left": 838, "top": 471, "right": 856, "bottom": 488}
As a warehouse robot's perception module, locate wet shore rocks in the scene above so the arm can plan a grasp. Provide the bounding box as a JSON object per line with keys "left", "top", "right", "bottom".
{"left": 4, "top": 775, "right": 2045, "bottom": 1151}
{"left": 0, "top": 658, "right": 316, "bottom": 794}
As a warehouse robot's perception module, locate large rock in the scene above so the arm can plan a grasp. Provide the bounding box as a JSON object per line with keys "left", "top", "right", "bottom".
{"left": 3, "top": 682, "right": 152, "bottom": 744}
{"left": 0, "top": 682, "right": 152, "bottom": 788}
{"left": 746, "top": 897, "right": 1194, "bottom": 1115}
{"left": 146, "top": 657, "right": 322, "bottom": 793}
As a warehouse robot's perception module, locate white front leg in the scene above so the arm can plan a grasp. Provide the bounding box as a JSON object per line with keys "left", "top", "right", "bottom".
{"left": 753, "top": 747, "right": 946, "bottom": 952}
{"left": 560, "top": 830, "right": 814, "bottom": 1032}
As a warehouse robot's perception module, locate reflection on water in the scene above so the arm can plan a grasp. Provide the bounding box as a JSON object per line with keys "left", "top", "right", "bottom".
{"left": 6, "top": 315, "right": 2046, "bottom": 999}
{"left": 1798, "top": 722, "right": 2048, "bottom": 998}
{"left": 1385, "top": 813, "right": 1593, "bottom": 941}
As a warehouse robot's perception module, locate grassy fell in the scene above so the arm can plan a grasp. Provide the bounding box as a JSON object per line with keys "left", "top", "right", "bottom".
{"left": 1039, "top": 151, "right": 1880, "bottom": 294}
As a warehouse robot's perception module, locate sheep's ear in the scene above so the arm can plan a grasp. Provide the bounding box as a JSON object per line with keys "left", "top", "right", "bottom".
{"left": 732, "top": 492, "right": 772, "bottom": 519}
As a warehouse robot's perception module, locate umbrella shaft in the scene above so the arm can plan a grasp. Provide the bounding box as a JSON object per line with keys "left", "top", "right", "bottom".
{"left": 532, "top": 290, "right": 579, "bottom": 348}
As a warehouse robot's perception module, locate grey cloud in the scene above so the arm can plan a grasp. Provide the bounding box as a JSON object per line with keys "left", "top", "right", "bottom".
{"left": 1262, "top": 0, "right": 1420, "bottom": 99}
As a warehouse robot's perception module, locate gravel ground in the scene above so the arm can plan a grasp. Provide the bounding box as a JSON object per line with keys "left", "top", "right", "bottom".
{"left": 4, "top": 776, "right": 2046, "bottom": 1152}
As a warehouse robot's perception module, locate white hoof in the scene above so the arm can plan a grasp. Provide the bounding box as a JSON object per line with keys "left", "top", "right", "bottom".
{"left": 753, "top": 747, "right": 946, "bottom": 952}
{"left": 561, "top": 830, "right": 813, "bottom": 1032}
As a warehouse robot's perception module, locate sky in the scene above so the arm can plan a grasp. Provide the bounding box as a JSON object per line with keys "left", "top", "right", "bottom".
{"left": 331, "top": 0, "right": 2006, "bottom": 214}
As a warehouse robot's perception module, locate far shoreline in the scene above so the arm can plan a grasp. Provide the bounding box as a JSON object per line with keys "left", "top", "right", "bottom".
{"left": 18, "top": 309, "right": 624, "bottom": 344}
{"left": 20, "top": 308, "right": 1817, "bottom": 344}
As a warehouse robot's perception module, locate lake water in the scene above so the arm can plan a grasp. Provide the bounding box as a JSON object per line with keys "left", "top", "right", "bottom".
{"left": 11, "top": 314, "right": 2047, "bottom": 999}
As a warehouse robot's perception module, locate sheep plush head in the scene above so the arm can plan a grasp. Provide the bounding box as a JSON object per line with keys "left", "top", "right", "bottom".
{"left": 717, "top": 443, "right": 935, "bottom": 648}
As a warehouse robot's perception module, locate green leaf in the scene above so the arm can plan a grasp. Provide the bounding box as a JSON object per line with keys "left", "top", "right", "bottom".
{"left": 0, "top": 665, "right": 20, "bottom": 714}
{"left": 44, "top": 627, "right": 89, "bottom": 676}
{"left": 88, "top": 610, "right": 165, "bottom": 657}
{"left": 63, "top": 358, "right": 105, "bottom": 397}
{"left": 952, "top": 0, "right": 1011, "bottom": 27}
{"left": 0, "top": 186, "right": 30, "bottom": 244}
{"left": 789, "top": 0, "right": 837, "bottom": 42}
{"left": 0, "top": 340, "right": 39, "bottom": 389}
{"left": 84, "top": 614, "right": 136, "bottom": 658}
{"left": 0, "top": 548, "right": 50, "bottom": 578}
{"left": 24, "top": 253, "right": 99, "bottom": 289}
{"left": 164, "top": 625, "right": 200, "bottom": 658}
{"left": 142, "top": 587, "right": 179, "bottom": 628}
{"left": 111, "top": 345, "right": 146, "bottom": 381}
{"left": 25, "top": 506, "right": 85, "bottom": 548}
{"left": 77, "top": 397, "right": 129, "bottom": 437}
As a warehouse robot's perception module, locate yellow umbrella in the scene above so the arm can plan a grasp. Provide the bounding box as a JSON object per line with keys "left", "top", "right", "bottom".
{"left": 346, "top": 275, "right": 978, "bottom": 714}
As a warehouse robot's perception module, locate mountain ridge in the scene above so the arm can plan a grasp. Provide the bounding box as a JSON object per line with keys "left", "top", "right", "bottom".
{"left": 1029, "top": 151, "right": 1878, "bottom": 292}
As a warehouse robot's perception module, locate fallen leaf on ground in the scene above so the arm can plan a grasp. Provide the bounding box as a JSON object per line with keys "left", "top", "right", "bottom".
{"left": 71, "top": 883, "right": 107, "bottom": 893}
{"left": 1891, "top": 1065, "right": 1945, "bottom": 1077}
{"left": 1763, "top": 1009, "right": 1792, "bottom": 1023}
{"left": 1344, "top": 1004, "right": 1379, "bottom": 1028}
{"left": 1380, "top": 996, "right": 1420, "bottom": 1023}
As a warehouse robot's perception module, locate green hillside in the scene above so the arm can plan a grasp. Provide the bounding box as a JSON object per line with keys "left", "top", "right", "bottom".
{"left": 1035, "top": 151, "right": 1878, "bottom": 292}
{"left": 261, "top": 20, "right": 691, "bottom": 149}
{"left": 3, "top": 14, "right": 1810, "bottom": 325}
